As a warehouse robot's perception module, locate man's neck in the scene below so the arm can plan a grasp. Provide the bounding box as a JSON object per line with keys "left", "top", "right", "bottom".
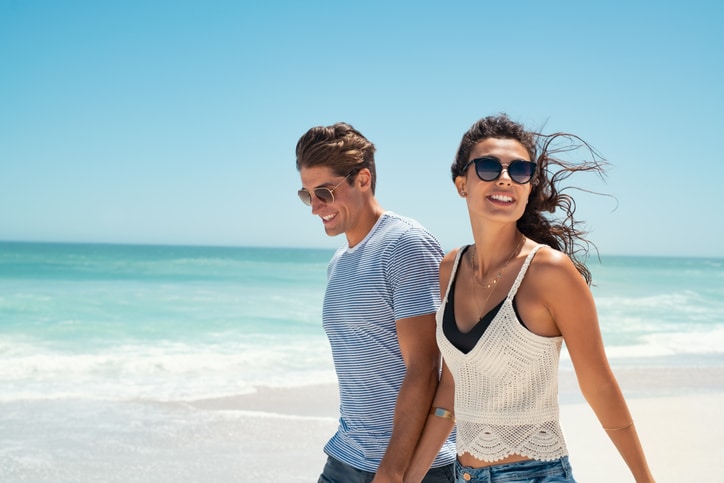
{"left": 346, "top": 201, "right": 385, "bottom": 248}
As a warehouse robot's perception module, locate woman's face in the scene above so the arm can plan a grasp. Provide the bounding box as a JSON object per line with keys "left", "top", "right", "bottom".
{"left": 457, "top": 137, "right": 533, "bottom": 224}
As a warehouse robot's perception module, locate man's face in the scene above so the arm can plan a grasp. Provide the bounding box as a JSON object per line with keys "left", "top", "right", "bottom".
{"left": 298, "top": 165, "right": 357, "bottom": 239}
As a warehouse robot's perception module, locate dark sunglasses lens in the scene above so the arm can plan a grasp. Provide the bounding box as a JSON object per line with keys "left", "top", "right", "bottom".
{"left": 475, "top": 158, "right": 502, "bottom": 181}
{"left": 298, "top": 190, "right": 313, "bottom": 206}
{"left": 509, "top": 161, "right": 536, "bottom": 183}
{"left": 314, "top": 188, "right": 335, "bottom": 204}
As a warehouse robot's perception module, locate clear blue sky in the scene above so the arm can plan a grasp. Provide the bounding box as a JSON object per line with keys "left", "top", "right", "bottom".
{"left": 2, "top": 1, "right": 723, "bottom": 256}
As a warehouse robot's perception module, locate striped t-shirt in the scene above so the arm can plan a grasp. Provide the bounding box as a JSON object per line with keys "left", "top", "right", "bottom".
{"left": 322, "top": 211, "right": 456, "bottom": 472}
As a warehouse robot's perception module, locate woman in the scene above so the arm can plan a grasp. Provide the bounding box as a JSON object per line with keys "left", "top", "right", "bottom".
{"left": 405, "top": 114, "right": 654, "bottom": 482}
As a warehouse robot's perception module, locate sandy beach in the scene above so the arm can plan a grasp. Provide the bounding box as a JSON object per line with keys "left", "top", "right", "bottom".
{"left": 217, "top": 366, "right": 724, "bottom": 482}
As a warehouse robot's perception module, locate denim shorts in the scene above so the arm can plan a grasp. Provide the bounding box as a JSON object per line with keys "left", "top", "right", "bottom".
{"left": 455, "top": 456, "right": 576, "bottom": 483}
{"left": 318, "top": 455, "right": 455, "bottom": 483}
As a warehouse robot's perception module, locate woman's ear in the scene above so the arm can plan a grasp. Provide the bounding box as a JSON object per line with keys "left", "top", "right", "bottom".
{"left": 454, "top": 176, "right": 467, "bottom": 197}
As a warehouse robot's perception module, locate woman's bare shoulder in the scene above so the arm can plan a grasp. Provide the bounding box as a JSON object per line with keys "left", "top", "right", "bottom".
{"left": 441, "top": 246, "right": 463, "bottom": 264}
{"left": 440, "top": 246, "right": 465, "bottom": 278}
{"left": 528, "top": 245, "right": 583, "bottom": 285}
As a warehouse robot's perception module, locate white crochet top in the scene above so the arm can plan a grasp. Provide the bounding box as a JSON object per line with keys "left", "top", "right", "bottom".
{"left": 436, "top": 244, "right": 568, "bottom": 462}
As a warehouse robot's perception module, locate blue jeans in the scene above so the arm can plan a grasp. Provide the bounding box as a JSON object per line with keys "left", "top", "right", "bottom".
{"left": 318, "top": 456, "right": 455, "bottom": 483}
{"left": 455, "top": 457, "right": 576, "bottom": 483}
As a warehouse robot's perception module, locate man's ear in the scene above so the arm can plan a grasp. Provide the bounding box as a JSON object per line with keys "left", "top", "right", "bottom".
{"left": 356, "top": 168, "right": 373, "bottom": 190}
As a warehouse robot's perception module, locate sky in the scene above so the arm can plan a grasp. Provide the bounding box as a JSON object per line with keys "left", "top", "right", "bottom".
{"left": 1, "top": 1, "right": 723, "bottom": 257}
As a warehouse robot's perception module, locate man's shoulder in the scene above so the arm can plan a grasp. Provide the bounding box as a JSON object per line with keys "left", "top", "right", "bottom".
{"left": 380, "top": 211, "right": 423, "bottom": 229}
{"left": 377, "top": 212, "right": 437, "bottom": 241}
{"left": 368, "top": 213, "right": 442, "bottom": 264}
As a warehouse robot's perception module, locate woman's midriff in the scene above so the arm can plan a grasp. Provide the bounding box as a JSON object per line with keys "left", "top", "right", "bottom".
{"left": 458, "top": 452, "right": 532, "bottom": 468}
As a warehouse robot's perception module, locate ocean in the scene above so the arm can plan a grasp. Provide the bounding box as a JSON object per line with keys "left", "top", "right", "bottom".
{"left": 1, "top": 241, "right": 723, "bottom": 481}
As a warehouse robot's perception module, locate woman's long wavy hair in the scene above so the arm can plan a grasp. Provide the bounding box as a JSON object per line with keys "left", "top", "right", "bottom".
{"left": 451, "top": 114, "right": 608, "bottom": 285}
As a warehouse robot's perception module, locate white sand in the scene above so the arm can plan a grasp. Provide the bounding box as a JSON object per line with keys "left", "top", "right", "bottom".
{"left": 562, "top": 393, "right": 724, "bottom": 482}
{"left": 214, "top": 366, "right": 724, "bottom": 482}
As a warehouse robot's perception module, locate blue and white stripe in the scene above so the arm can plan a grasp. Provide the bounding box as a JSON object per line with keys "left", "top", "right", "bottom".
{"left": 321, "top": 212, "right": 455, "bottom": 471}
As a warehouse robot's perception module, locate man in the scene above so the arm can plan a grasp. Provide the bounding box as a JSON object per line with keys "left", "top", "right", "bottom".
{"left": 296, "top": 122, "right": 456, "bottom": 482}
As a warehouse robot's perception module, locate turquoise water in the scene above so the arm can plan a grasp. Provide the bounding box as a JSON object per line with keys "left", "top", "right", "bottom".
{"left": 0, "top": 242, "right": 336, "bottom": 401}
{"left": 589, "top": 255, "right": 724, "bottom": 362}
{"left": 1, "top": 241, "right": 723, "bottom": 403}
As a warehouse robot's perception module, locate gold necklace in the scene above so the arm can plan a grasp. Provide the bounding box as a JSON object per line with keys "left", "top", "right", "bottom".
{"left": 470, "top": 235, "right": 525, "bottom": 317}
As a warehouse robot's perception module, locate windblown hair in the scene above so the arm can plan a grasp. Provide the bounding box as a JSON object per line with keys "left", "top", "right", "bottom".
{"left": 295, "top": 122, "right": 377, "bottom": 193}
{"left": 451, "top": 114, "right": 607, "bottom": 284}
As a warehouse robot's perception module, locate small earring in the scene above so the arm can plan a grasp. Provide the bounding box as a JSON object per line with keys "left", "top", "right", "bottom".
{"left": 460, "top": 191, "right": 467, "bottom": 197}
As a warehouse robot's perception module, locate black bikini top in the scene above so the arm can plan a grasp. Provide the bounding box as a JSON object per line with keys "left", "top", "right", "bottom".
{"left": 442, "top": 246, "right": 526, "bottom": 354}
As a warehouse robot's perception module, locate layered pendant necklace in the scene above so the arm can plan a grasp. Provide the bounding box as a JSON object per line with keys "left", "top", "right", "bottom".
{"left": 470, "top": 234, "right": 525, "bottom": 318}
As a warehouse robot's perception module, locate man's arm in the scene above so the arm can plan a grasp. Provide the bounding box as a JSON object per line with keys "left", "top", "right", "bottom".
{"left": 373, "top": 312, "right": 441, "bottom": 482}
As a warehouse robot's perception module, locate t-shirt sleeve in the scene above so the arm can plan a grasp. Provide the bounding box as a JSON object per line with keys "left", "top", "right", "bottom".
{"left": 387, "top": 228, "right": 444, "bottom": 321}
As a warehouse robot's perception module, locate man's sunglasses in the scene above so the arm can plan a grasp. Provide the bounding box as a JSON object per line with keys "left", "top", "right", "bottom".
{"left": 297, "top": 171, "right": 354, "bottom": 206}
{"left": 463, "top": 156, "right": 537, "bottom": 184}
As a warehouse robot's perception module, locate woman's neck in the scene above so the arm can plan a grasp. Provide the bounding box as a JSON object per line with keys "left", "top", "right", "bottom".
{"left": 471, "top": 226, "right": 523, "bottom": 274}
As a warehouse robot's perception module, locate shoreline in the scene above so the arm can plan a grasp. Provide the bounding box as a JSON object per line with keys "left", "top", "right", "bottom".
{"left": 188, "top": 365, "right": 724, "bottom": 416}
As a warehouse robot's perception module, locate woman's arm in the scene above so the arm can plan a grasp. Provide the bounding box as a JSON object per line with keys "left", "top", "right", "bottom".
{"left": 403, "top": 361, "right": 456, "bottom": 483}
{"left": 403, "top": 249, "right": 460, "bottom": 483}
{"left": 531, "top": 249, "right": 655, "bottom": 482}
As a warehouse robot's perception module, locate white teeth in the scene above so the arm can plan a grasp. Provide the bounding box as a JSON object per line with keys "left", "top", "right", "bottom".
{"left": 490, "top": 194, "right": 513, "bottom": 202}
{"left": 322, "top": 214, "right": 335, "bottom": 221}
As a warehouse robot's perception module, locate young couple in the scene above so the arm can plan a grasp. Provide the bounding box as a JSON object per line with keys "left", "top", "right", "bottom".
{"left": 295, "top": 115, "right": 655, "bottom": 483}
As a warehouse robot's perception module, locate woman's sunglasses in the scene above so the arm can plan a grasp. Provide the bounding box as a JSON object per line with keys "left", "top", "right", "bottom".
{"left": 463, "top": 156, "right": 537, "bottom": 184}
{"left": 297, "top": 171, "right": 354, "bottom": 206}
